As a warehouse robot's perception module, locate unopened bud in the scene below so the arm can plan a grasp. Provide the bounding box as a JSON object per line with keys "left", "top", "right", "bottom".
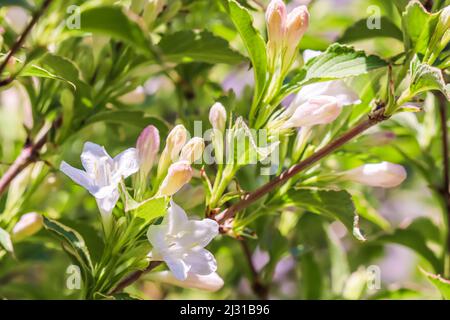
{"left": 286, "top": 6, "right": 309, "bottom": 46}
{"left": 157, "top": 161, "right": 193, "bottom": 196}
{"left": 180, "top": 137, "right": 205, "bottom": 164}
{"left": 266, "top": 0, "right": 287, "bottom": 46}
{"left": 282, "top": 96, "right": 341, "bottom": 129}
{"left": 282, "top": 5, "right": 309, "bottom": 71}
{"left": 12, "top": 212, "right": 43, "bottom": 241}
{"left": 342, "top": 161, "right": 407, "bottom": 188}
{"left": 209, "top": 102, "right": 227, "bottom": 132}
{"left": 136, "top": 125, "right": 160, "bottom": 176}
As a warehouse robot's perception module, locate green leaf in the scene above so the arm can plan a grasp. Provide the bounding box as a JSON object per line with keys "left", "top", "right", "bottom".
{"left": 281, "top": 188, "right": 366, "bottom": 241}
{"left": 133, "top": 197, "right": 169, "bottom": 224}
{"left": 408, "top": 55, "right": 450, "bottom": 99}
{"left": 402, "top": 0, "right": 430, "bottom": 51}
{"left": 72, "top": 5, "right": 150, "bottom": 55}
{"left": 226, "top": 0, "right": 268, "bottom": 108}
{"left": 0, "top": 227, "right": 13, "bottom": 253}
{"left": 420, "top": 268, "right": 450, "bottom": 299}
{"left": 85, "top": 111, "right": 169, "bottom": 137}
{"left": 376, "top": 228, "right": 441, "bottom": 273}
{"left": 43, "top": 217, "right": 93, "bottom": 272}
{"left": 285, "top": 43, "right": 387, "bottom": 94}
{"left": 158, "top": 30, "right": 244, "bottom": 65}
{"left": 0, "top": 0, "right": 33, "bottom": 10}
{"left": 325, "top": 224, "right": 350, "bottom": 295}
{"left": 339, "top": 17, "right": 403, "bottom": 43}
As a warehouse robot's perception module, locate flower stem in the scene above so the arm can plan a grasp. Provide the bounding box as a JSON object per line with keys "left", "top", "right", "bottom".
{"left": 215, "top": 106, "right": 389, "bottom": 225}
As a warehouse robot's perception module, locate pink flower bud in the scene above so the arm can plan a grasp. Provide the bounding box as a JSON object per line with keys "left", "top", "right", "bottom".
{"left": 165, "top": 124, "right": 188, "bottom": 161}
{"left": 147, "top": 271, "right": 224, "bottom": 292}
{"left": 285, "top": 5, "right": 309, "bottom": 47}
{"left": 343, "top": 161, "right": 407, "bottom": 188}
{"left": 157, "top": 161, "right": 193, "bottom": 196}
{"left": 136, "top": 125, "right": 160, "bottom": 176}
{"left": 180, "top": 137, "right": 205, "bottom": 164}
{"left": 282, "top": 96, "right": 341, "bottom": 128}
{"left": 209, "top": 102, "right": 227, "bottom": 132}
{"left": 12, "top": 212, "right": 43, "bottom": 241}
{"left": 266, "top": 0, "right": 287, "bottom": 46}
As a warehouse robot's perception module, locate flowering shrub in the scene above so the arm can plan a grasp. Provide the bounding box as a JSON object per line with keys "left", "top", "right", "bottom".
{"left": 0, "top": 0, "right": 449, "bottom": 300}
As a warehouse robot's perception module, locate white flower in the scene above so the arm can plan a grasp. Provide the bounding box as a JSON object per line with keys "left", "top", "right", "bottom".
{"left": 147, "top": 201, "right": 219, "bottom": 281}
{"left": 180, "top": 137, "right": 205, "bottom": 164}
{"left": 285, "top": 49, "right": 360, "bottom": 116}
{"left": 146, "top": 271, "right": 224, "bottom": 292}
{"left": 282, "top": 95, "right": 342, "bottom": 129}
{"left": 60, "top": 142, "right": 139, "bottom": 230}
{"left": 342, "top": 161, "right": 407, "bottom": 188}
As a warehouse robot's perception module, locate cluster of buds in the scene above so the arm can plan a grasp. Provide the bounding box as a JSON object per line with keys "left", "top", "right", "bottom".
{"left": 137, "top": 124, "right": 205, "bottom": 198}
{"left": 265, "top": 0, "right": 309, "bottom": 74}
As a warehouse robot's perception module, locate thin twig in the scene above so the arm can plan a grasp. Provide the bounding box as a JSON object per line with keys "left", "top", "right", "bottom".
{"left": 215, "top": 107, "right": 389, "bottom": 225}
{"left": 240, "top": 240, "right": 268, "bottom": 299}
{"left": 0, "top": 118, "right": 60, "bottom": 196}
{"left": 109, "top": 261, "right": 162, "bottom": 295}
{"left": 0, "top": 0, "right": 53, "bottom": 85}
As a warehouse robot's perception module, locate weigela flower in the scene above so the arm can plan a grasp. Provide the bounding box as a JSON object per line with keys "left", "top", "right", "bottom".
{"left": 146, "top": 271, "right": 224, "bottom": 292}
{"left": 60, "top": 142, "right": 139, "bottom": 231}
{"left": 157, "top": 161, "right": 193, "bottom": 197}
{"left": 147, "top": 201, "right": 219, "bottom": 280}
{"left": 11, "top": 212, "right": 43, "bottom": 241}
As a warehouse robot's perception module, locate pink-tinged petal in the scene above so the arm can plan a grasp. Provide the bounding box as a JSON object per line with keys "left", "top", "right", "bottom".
{"left": 80, "top": 142, "right": 112, "bottom": 175}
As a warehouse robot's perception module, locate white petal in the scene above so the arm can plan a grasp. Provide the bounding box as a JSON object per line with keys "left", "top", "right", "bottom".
{"left": 184, "top": 247, "right": 217, "bottom": 276}
{"left": 164, "top": 254, "right": 189, "bottom": 281}
{"left": 181, "top": 219, "right": 219, "bottom": 248}
{"left": 322, "top": 81, "right": 360, "bottom": 106}
{"left": 147, "top": 271, "right": 224, "bottom": 292}
{"left": 147, "top": 224, "right": 169, "bottom": 252}
{"left": 113, "top": 147, "right": 140, "bottom": 179}
{"left": 95, "top": 188, "right": 119, "bottom": 215}
{"left": 303, "top": 49, "right": 322, "bottom": 62}
{"left": 165, "top": 200, "right": 189, "bottom": 235}
{"left": 60, "top": 161, "right": 93, "bottom": 191}
{"left": 80, "top": 142, "right": 112, "bottom": 175}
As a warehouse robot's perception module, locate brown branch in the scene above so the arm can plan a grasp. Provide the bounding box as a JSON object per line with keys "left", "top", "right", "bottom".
{"left": 109, "top": 261, "right": 162, "bottom": 295}
{"left": 215, "top": 107, "right": 389, "bottom": 225}
{"left": 0, "top": 118, "right": 60, "bottom": 196}
{"left": 0, "top": 0, "right": 53, "bottom": 85}
{"left": 240, "top": 240, "right": 268, "bottom": 300}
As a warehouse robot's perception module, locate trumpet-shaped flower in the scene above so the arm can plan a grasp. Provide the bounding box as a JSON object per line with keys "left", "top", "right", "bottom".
{"left": 282, "top": 95, "right": 341, "bottom": 129}
{"left": 342, "top": 161, "right": 407, "bottom": 188}
{"left": 60, "top": 142, "right": 139, "bottom": 230}
{"left": 209, "top": 102, "right": 227, "bottom": 132}
{"left": 147, "top": 201, "right": 219, "bottom": 280}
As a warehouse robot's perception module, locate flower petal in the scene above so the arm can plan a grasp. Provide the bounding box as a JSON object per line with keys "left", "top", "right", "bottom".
{"left": 147, "top": 224, "right": 169, "bottom": 253}
{"left": 181, "top": 219, "right": 219, "bottom": 248}
{"left": 113, "top": 147, "right": 140, "bottom": 179}
{"left": 95, "top": 188, "right": 119, "bottom": 215}
{"left": 60, "top": 161, "right": 93, "bottom": 191}
{"left": 184, "top": 247, "right": 217, "bottom": 276}
{"left": 165, "top": 200, "right": 189, "bottom": 235}
{"left": 80, "top": 142, "right": 112, "bottom": 175}
{"left": 164, "top": 254, "right": 189, "bottom": 281}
